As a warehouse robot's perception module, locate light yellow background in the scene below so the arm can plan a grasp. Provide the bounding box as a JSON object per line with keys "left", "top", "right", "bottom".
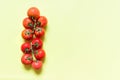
{"left": 0, "top": 0, "right": 120, "bottom": 80}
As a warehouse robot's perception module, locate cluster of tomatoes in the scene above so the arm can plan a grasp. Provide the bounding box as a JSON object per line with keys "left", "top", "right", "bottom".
{"left": 21, "top": 7, "right": 47, "bottom": 70}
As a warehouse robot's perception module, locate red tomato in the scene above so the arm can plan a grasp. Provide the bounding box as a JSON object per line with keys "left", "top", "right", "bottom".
{"left": 32, "top": 60, "right": 42, "bottom": 69}
{"left": 35, "top": 27, "right": 45, "bottom": 38}
{"left": 37, "top": 16, "right": 48, "bottom": 27}
{"left": 31, "top": 38, "right": 43, "bottom": 50}
{"left": 22, "top": 29, "right": 33, "bottom": 40}
{"left": 21, "top": 54, "right": 33, "bottom": 65}
{"left": 23, "top": 17, "right": 34, "bottom": 29}
{"left": 27, "top": 7, "right": 40, "bottom": 20}
{"left": 21, "top": 42, "right": 31, "bottom": 54}
{"left": 34, "top": 49, "right": 45, "bottom": 60}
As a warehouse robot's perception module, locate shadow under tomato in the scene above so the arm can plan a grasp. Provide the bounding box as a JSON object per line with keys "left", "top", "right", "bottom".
{"left": 33, "top": 68, "right": 43, "bottom": 74}
{"left": 24, "top": 65, "right": 31, "bottom": 70}
{"left": 44, "top": 25, "right": 48, "bottom": 32}
{"left": 41, "top": 57, "right": 46, "bottom": 63}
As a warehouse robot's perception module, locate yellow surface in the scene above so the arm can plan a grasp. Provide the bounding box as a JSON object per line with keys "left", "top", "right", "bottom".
{"left": 0, "top": 0, "right": 120, "bottom": 80}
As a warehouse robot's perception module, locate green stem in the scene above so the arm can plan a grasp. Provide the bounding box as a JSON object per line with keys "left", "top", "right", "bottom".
{"left": 30, "top": 43, "right": 37, "bottom": 61}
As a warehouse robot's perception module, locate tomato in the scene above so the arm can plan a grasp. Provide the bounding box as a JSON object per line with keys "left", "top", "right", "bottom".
{"left": 34, "top": 49, "right": 45, "bottom": 60}
{"left": 37, "top": 16, "right": 48, "bottom": 27}
{"left": 23, "top": 17, "right": 34, "bottom": 29}
{"left": 22, "top": 29, "right": 33, "bottom": 40}
{"left": 21, "top": 54, "right": 33, "bottom": 65}
{"left": 21, "top": 42, "right": 31, "bottom": 54}
{"left": 35, "top": 27, "right": 45, "bottom": 38}
{"left": 31, "top": 38, "right": 43, "bottom": 50}
{"left": 27, "top": 7, "right": 40, "bottom": 20}
{"left": 32, "top": 60, "right": 42, "bottom": 69}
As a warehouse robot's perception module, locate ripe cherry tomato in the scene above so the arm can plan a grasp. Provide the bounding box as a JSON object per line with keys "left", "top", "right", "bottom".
{"left": 37, "top": 16, "right": 48, "bottom": 27}
{"left": 22, "top": 29, "right": 33, "bottom": 40}
{"left": 34, "top": 49, "right": 45, "bottom": 60}
{"left": 32, "top": 60, "right": 42, "bottom": 69}
{"left": 21, "top": 54, "right": 33, "bottom": 65}
{"left": 21, "top": 42, "right": 31, "bottom": 54}
{"left": 35, "top": 27, "right": 45, "bottom": 38}
{"left": 31, "top": 38, "right": 43, "bottom": 50}
{"left": 27, "top": 7, "right": 40, "bottom": 20}
{"left": 23, "top": 17, "right": 34, "bottom": 29}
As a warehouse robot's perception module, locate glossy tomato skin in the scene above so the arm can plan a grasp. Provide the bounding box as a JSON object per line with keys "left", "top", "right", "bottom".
{"left": 34, "top": 49, "right": 45, "bottom": 60}
{"left": 35, "top": 27, "right": 45, "bottom": 38}
{"left": 32, "top": 60, "right": 42, "bottom": 69}
{"left": 21, "top": 42, "right": 31, "bottom": 54}
{"left": 37, "top": 16, "right": 48, "bottom": 27}
{"left": 27, "top": 7, "right": 40, "bottom": 19}
{"left": 21, "top": 54, "right": 33, "bottom": 65}
{"left": 23, "top": 17, "right": 34, "bottom": 29}
{"left": 31, "top": 38, "right": 43, "bottom": 50}
{"left": 22, "top": 29, "right": 33, "bottom": 40}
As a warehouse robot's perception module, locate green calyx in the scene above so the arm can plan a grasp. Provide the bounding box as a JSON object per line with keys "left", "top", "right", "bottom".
{"left": 36, "top": 28, "right": 42, "bottom": 32}
{"left": 37, "top": 21, "right": 41, "bottom": 26}
{"left": 27, "top": 57, "right": 32, "bottom": 60}
{"left": 32, "top": 42, "right": 39, "bottom": 48}
{"left": 28, "top": 23, "right": 33, "bottom": 28}
{"left": 34, "top": 50, "right": 38, "bottom": 54}
{"left": 24, "top": 48, "right": 30, "bottom": 53}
